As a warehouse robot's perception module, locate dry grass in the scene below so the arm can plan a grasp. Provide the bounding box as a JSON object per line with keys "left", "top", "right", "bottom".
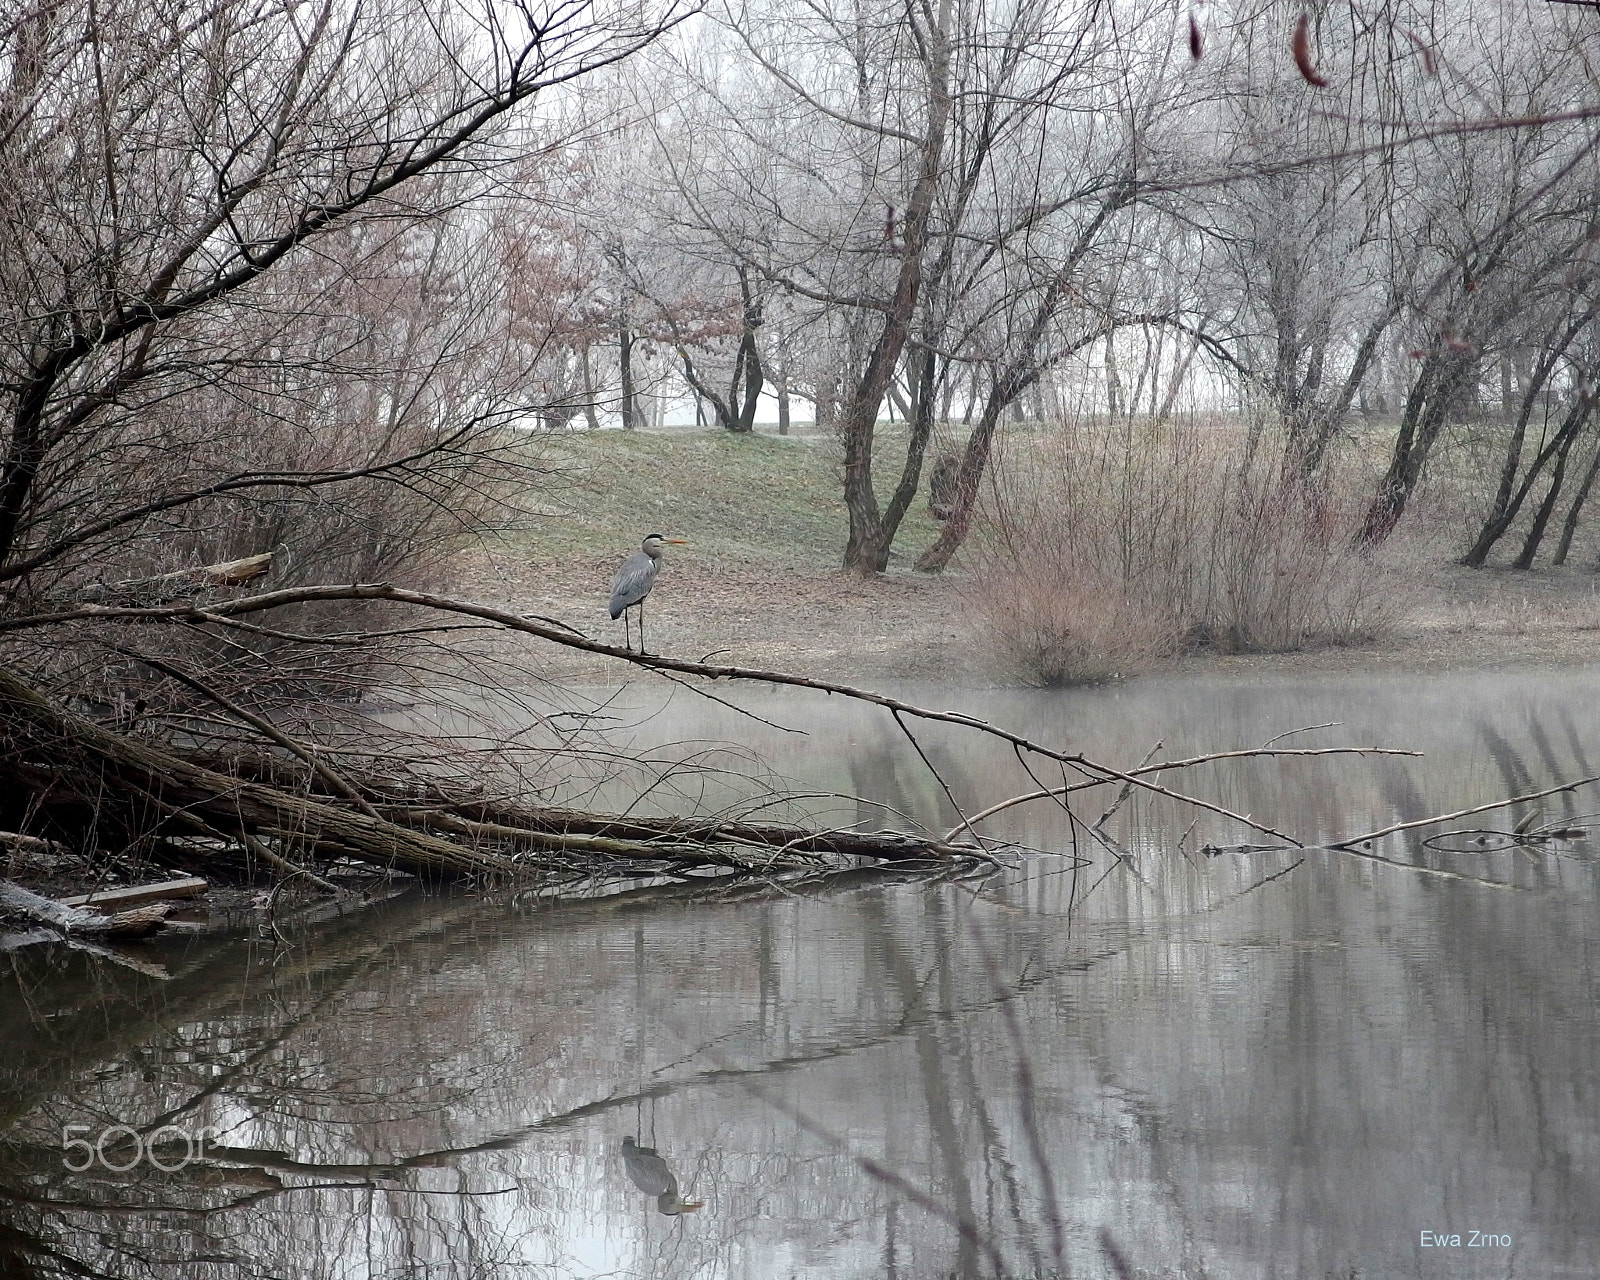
{"left": 969, "top": 416, "right": 1405, "bottom": 685}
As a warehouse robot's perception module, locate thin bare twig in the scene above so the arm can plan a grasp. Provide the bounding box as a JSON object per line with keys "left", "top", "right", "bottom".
{"left": 1328, "top": 776, "right": 1600, "bottom": 849}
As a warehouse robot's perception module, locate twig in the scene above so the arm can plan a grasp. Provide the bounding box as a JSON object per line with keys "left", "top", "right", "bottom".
{"left": 1260, "top": 722, "right": 1340, "bottom": 748}
{"left": 1327, "top": 775, "right": 1600, "bottom": 849}
{"left": 1094, "top": 739, "right": 1164, "bottom": 828}
{"left": 120, "top": 648, "right": 384, "bottom": 820}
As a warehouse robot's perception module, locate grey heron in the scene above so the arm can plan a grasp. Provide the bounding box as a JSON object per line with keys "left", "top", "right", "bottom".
{"left": 620, "top": 1136, "right": 703, "bottom": 1214}
{"left": 608, "top": 533, "right": 687, "bottom": 653}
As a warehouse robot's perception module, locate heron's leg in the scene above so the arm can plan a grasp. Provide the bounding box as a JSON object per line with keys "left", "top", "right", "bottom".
{"left": 639, "top": 597, "right": 648, "bottom": 655}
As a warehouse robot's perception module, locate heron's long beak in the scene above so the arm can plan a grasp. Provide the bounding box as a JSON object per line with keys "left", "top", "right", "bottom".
{"left": 665, "top": 538, "right": 689, "bottom": 545}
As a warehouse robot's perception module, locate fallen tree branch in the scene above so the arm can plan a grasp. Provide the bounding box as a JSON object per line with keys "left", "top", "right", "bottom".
{"left": 1, "top": 582, "right": 1333, "bottom": 846}
{"left": 1326, "top": 776, "right": 1600, "bottom": 849}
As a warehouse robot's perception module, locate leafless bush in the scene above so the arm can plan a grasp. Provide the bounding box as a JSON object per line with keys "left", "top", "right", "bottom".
{"left": 970, "top": 416, "right": 1401, "bottom": 684}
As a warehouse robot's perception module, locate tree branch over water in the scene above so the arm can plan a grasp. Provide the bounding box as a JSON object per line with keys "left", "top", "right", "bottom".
{"left": 4, "top": 581, "right": 1588, "bottom": 912}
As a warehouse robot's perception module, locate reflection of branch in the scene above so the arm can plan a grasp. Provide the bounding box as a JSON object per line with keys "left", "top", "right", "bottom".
{"left": 944, "top": 746, "right": 1418, "bottom": 841}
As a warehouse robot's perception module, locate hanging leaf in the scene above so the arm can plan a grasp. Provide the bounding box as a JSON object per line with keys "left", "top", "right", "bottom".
{"left": 1292, "top": 13, "right": 1330, "bottom": 87}
{"left": 1401, "top": 28, "right": 1438, "bottom": 75}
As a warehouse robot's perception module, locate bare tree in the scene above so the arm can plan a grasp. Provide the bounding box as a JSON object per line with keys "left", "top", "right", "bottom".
{"left": 649, "top": 0, "right": 1178, "bottom": 572}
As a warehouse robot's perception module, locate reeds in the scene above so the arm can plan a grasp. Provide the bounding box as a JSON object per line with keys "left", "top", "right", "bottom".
{"left": 970, "top": 415, "right": 1400, "bottom": 684}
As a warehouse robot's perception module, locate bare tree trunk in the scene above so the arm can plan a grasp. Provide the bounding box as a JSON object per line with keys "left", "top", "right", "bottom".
{"left": 619, "top": 321, "right": 639, "bottom": 431}
{"left": 1104, "top": 333, "right": 1122, "bottom": 419}
{"left": 1290, "top": 302, "right": 1400, "bottom": 481}
{"left": 1463, "top": 307, "right": 1597, "bottom": 566}
{"left": 1360, "top": 350, "right": 1475, "bottom": 544}
{"left": 1513, "top": 425, "right": 1582, "bottom": 569}
{"left": 1154, "top": 335, "right": 1201, "bottom": 425}
{"left": 839, "top": 0, "right": 954, "bottom": 574}
{"left": 1553, "top": 441, "right": 1600, "bottom": 566}
{"left": 580, "top": 345, "right": 601, "bottom": 432}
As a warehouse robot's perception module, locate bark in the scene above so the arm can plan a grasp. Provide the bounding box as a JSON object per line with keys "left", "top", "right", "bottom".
{"left": 618, "top": 322, "right": 639, "bottom": 430}
{"left": 839, "top": 0, "right": 954, "bottom": 574}
{"left": 1552, "top": 441, "right": 1600, "bottom": 566}
{"left": 1462, "top": 307, "right": 1598, "bottom": 567}
{"left": 1463, "top": 386, "right": 1595, "bottom": 567}
{"left": 1512, "top": 428, "right": 1579, "bottom": 569}
{"left": 913, "top": 385, "right": 1004, "bottom": 571}
{"left": 1289, "top": 301, "right": 1400, "bottom": 481}
{"left": 676, "top": 269, "right": 765, "bottom": 433}
{"left": 580, "top": 346, "right": 602, "bottom": 432}
{"left": 1359, "top": 349, "right": 1476, "bottom": 544}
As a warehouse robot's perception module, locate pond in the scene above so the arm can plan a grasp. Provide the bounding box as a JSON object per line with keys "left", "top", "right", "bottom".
{"left": 2, "top": 668, "right": 1598, "bottom": 1278}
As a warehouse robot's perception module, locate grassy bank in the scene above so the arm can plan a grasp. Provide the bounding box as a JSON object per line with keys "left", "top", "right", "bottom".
{"left": 501, "top": 427, "right": 944, "bottom": 572}
{"left": 444, "top": 421, "right": 1600, "bottom": 686}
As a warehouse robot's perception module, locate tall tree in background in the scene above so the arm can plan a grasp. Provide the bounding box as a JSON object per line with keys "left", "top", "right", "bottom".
{"left": 656, "top": 0, "right": 1176, "bottom": 572}
{"left": 0, "top": 0, "right": 682, "bottom": 608}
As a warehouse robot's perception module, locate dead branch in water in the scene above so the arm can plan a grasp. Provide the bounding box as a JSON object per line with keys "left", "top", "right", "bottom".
{"left": 0, "top": 878, "right": 172, "bottom": 938}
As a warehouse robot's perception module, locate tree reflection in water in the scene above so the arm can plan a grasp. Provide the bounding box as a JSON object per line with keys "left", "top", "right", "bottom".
{"left": 2, "top": 669, "right": 1599, "bottom": 1277}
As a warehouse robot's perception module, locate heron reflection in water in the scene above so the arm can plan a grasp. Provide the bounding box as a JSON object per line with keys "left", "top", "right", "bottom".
{"left": 620, "top": 1135, "right": 703, "bottom": 1215}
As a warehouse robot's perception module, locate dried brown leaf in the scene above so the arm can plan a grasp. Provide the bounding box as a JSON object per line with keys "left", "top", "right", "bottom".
{"left": 1292, "top": 13, "right": 1330, "bottom": 87}
{"left": 1401, "top": 28, "right": 1437, "bottom": 75}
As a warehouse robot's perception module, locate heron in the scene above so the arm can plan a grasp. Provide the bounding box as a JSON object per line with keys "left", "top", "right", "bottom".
{"left": 620, "top": 1136, "right": 703, "bottom": 1215}
{"left": 608, "top": 533, "right": 687, "bottom": 654}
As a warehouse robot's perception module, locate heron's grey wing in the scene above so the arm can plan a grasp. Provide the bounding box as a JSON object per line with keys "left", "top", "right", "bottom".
{"left": 608, "top": 552, "right": 657, "bottom": 618}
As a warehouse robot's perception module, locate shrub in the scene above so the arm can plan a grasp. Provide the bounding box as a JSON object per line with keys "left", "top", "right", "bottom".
{"left": 969, "top": 416, "right": 1400, "bottom": 684}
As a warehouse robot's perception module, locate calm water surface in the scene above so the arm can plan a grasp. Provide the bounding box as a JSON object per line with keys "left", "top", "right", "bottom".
{"left": 3, "top": 668, "right": 1599, "bottom": 1278}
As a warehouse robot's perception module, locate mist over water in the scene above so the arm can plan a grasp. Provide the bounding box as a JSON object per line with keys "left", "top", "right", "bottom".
{"left": 3, "top": 668, "right": 1598, "bottom": 1278}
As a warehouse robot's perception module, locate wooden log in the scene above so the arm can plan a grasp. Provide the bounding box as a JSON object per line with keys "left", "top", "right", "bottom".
{"left": 0, "top": 878, "right": 172, "bottom": 937}
{"left": 58, "top": 876, "right": 209, "bottom": 912}
{"left": 78, "top": 553, "right": 274, "bottom": 605}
